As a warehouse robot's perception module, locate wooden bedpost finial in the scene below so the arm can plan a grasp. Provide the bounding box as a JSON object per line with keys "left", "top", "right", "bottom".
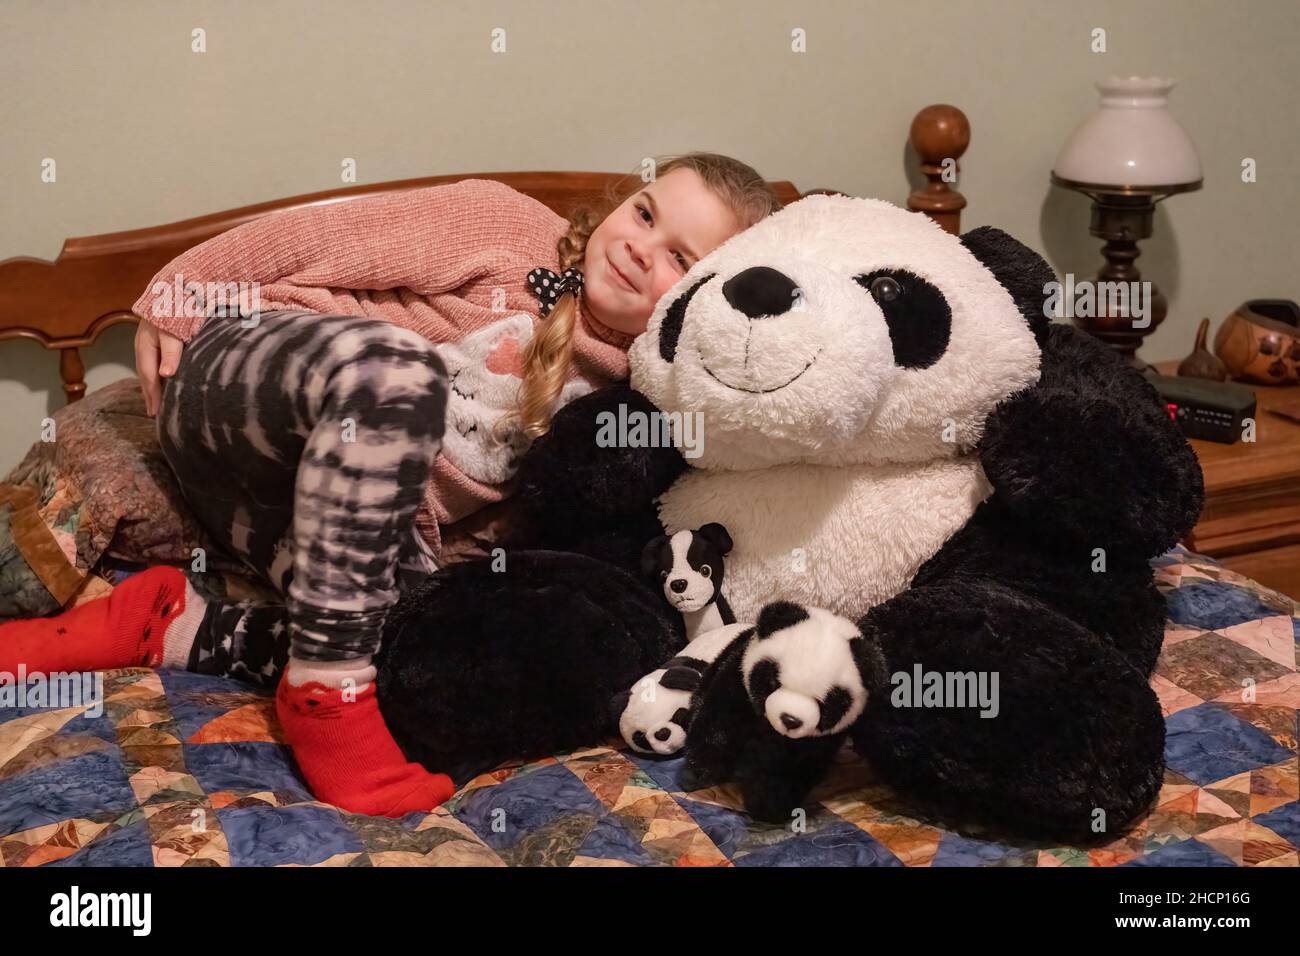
{"left": 908, "top": 104, "right": 970, "bottom": 234}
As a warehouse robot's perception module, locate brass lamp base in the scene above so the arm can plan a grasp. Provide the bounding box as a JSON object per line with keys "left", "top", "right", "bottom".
{"left": 1050, "top": 174, "right": 1201, "bottom": 367}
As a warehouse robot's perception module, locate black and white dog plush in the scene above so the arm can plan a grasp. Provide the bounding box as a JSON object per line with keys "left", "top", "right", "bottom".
{"left": 614, "top": 524, "right": 739, "bottom": 756}
{"left": 377, "top": 194, "right": 1203, "bottom": 841}
{"left": 641, "top": 523, "right": 736, "bottom": 639}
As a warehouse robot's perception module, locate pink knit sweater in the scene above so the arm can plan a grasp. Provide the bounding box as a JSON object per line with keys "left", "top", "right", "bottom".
{"left": 132, "top": 178, "right": 637, "bottom": 556}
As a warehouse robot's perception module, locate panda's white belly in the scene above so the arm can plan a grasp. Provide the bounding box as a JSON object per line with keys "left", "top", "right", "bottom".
{"left": 657, "top": 457, "right": 992, "bottom": 623}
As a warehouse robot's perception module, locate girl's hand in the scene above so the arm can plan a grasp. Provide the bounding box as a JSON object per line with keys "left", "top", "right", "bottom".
{"left": 134, "top": 320, "right": 184, "bottom": 418}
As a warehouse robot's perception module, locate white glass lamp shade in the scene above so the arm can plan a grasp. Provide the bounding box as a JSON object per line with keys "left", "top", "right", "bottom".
{"left": 1052, "top": 76, "right": 1202, "bottom": 191}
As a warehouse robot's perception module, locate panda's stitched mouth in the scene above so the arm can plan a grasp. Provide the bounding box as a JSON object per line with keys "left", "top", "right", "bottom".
{"left": 697, "top": 347, "right": 823, "bottom": 394}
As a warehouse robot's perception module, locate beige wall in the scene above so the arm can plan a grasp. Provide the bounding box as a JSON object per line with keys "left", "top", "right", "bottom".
{"left": 1, "top": 0, "right": 1296, "bottom": 472}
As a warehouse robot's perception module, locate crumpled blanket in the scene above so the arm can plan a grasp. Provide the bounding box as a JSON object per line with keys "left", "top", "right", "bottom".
{"left": 1, "top": 546, "right": 1296, "bottom": 867}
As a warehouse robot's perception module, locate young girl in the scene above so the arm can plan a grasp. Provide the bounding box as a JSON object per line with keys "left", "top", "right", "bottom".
{"left": 0, "top": 154, "right": 782, "bottom": 817}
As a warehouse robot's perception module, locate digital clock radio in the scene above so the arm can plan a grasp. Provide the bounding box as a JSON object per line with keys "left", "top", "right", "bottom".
{"left": 1142, "top": 371, "right": 1257, "bottom": 444}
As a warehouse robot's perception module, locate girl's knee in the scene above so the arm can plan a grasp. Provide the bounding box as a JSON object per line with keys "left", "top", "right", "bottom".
{"left": 318, "top": 323, "right": 448, "bottom": 432}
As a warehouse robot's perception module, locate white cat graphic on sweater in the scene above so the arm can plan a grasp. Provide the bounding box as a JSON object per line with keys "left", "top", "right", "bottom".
{"left": 433, "top": 314, "right": 592, "bottom": 484}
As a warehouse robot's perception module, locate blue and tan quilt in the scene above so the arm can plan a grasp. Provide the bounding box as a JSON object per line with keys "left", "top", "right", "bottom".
{"left": 1, "top": 546, "right": 1297, "bottom": 867}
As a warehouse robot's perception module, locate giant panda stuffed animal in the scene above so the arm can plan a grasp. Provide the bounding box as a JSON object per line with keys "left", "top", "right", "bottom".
{"left": 377, "top": 195, "right": 1203, "bottom": 842}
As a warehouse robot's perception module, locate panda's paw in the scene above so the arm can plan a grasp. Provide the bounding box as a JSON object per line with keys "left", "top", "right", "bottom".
{"left": 735, "top": 734, "right": 847, "bottom": 824}
{"left": 740, "top": 780, "right": 807, "bottom": 825}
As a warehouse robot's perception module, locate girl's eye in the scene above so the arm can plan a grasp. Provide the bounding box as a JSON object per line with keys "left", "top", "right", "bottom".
{"left": 637, "top": 204, "right": 689, "bottom": 271}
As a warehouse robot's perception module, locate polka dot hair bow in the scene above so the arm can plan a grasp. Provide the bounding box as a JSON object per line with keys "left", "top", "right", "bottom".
{"left": 526, "top": 266, "right": 584, "bottom": 318}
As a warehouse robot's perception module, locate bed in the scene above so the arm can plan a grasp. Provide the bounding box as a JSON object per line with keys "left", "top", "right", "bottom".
{"left": 1, "top": 106, "right": 1297, "bottom": 867}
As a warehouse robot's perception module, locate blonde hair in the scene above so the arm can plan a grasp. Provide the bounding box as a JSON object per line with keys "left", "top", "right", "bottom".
{"left": 510, "top": 153, "right": 783, "bottom": 441}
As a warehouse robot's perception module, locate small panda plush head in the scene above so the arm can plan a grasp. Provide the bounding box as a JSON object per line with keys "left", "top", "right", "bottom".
{"left": 614, "top": 674, "right": 696, "bottom": 756}
{"left": 741, "top": 601, "right": 867, "bottom": 739}
{"left": 613, "top": 621, "right": 751, "bottom": 757}
{"left": 628, "top": 195, "right": 1048, "bottom": 471}
{"left": 640, "top": 522, "right": 732, "bottom": 614}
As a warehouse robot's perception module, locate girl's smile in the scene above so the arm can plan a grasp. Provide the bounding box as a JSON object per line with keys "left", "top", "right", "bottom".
{"left": 607, "top": 253, "right": 638, "bottom": 293}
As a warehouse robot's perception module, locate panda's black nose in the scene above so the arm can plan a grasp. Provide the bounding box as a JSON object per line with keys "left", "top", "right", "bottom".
{"left": 722, "top": 266, "right": 800, "bottom": 319}
{"left": 654, "top": 728, "right": 672, "bottom": 741}
{"left": 780, "top": 713, "right": 803, "bottom": 730}
{"left": 669, "top": 578, "right": 688, "bottom": 593}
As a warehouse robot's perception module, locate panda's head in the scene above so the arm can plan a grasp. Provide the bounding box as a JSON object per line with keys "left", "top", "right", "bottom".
{"left": 741, "top": 601, "right": 867, "bottom": 739}
{"left": 628, "top": 195, "right": 1051, "bottom": 470}
{"left": 615, "top": 678, "right": 694, "bottom": 757}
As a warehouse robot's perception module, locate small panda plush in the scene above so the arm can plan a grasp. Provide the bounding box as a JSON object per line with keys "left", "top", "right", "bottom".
{"left": 741, "top": 601, "right": 867, "bottom": 739}
{"left": 640, "top": 523, "right": 737, "bottom": 640}
{"left": 613, "top": 622, "right": 749, "bottom": 756}
{"left": 682, "top": 599, "right": 887, "bottom": 822}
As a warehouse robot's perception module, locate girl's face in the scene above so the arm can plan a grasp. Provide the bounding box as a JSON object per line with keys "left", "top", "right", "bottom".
{"left": 582, "top": 167, "right": 744, "bottom": 337}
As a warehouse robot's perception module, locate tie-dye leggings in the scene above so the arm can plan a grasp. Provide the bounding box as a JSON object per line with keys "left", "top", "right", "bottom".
{"left": 157, "top": 309, "right": 448, "bottom": 687}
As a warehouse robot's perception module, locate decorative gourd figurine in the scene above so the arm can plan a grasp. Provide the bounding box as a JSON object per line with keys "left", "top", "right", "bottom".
{"left": 1178, "top": 317, "right": 1228, "bottom": 381}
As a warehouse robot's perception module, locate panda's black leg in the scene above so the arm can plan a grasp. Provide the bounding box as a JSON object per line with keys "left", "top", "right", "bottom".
{"left": 914, "top": 505, "right": 1170, "bottom": 680}
{"left": 732, "top": 733, "right": 846, "bottom": 825}
{"left": 849, "top": 578, "right": 1166, "bottom": 844}
{"left": 679, "top": 636, "right": 749, "bottom": 791}
{"left": 375, "top": 550, "right": 685, "bottom": 783}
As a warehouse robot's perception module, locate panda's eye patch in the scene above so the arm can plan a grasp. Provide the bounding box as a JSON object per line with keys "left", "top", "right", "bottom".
{"left": 660, "top": 570, "right": 669, "bottom": 580}
{"left": 747, "top": 658, "right": 782, "bottom": 714}
{"left": 700, "top": 564, "right": 711, "bottom": 578}
{"left": 853, "top": 268, "right": 952, "bottom": 370}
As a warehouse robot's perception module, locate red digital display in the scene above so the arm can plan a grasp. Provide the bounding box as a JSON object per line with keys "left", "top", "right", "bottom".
{"left": 1167, "top": 402, "right": 1178, "bottom": 420}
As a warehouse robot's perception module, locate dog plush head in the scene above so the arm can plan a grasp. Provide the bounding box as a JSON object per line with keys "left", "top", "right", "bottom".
{"left": 640, "top": 522, "right": 732, "bottom": 615}
{"left": 628, "top": 195, "right": 1049, "bottom": 471}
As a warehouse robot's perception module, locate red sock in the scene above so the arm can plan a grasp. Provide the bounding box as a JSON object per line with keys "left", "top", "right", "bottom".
{"left": 0, "top": 566, "right": 197, "bottom": 673}
{"left": 275, "top": 676, "right": 455, "bottom": 817}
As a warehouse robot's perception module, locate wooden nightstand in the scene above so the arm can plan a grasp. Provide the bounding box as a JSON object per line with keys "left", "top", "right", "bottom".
{"left": 1155, "top": 360, "right": 1300, "bottom": 599}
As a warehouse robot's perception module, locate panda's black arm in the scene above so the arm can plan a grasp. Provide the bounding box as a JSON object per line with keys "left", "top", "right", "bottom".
{"left": 512, "top": 384, "right": 689, "bottom": 558}
{"left": 976, "top": 323, "right": 1204, "bottom": 558}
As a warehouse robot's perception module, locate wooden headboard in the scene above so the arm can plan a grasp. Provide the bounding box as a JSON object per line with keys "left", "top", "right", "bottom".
{"left": 0, "top": 105, "right": 971, "bottom": 404}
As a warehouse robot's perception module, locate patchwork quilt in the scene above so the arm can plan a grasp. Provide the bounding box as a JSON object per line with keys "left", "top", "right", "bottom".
{"left": 1, "top": 546, "right": 1297, "bottom": 867}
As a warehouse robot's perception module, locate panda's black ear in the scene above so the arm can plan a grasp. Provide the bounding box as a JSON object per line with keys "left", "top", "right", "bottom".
{"left": 696, "top": 522, "right": 733, "bottom": 556}
{"left": 661, "top": 666, "right": 703, "bottom": 693}
{"left": 640, "top": 535, "right": 668, "bottom": 580}
{"left": 755, "top": 601, "right": 809, "bottom": 638}
{"left": 959, "top": 226, "right": 1054, "bottom": 345}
